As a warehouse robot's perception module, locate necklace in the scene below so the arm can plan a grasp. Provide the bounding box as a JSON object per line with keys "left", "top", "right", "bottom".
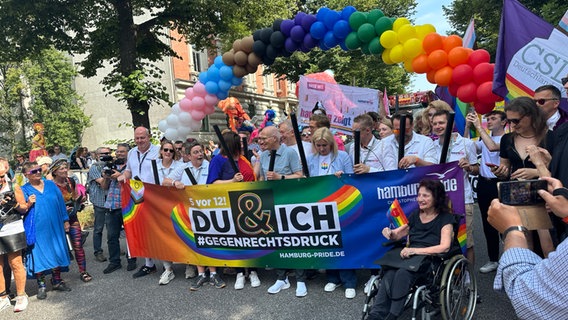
{"left": 517, "top": 133, "right": 535, "bottom": 139}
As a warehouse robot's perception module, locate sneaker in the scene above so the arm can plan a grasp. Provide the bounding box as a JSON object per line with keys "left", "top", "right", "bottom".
{"left": 126, "top": 259, "right": 137, "bottom": 271}
{"left": 190, "top": 274, "right": 209, "bottom": 291}
{"left": 479, "top": 261, "right": 499, "bottom": 274}
{"left": 324, "top": 282, "right": 341, "bottom": 292}
{"left": 345, "top": 288, "right": 356, "bottom": 299}
{"left": 185, "top": 265, "right": 197, "bottom": 279}
{"left": 296, "top": 281, "right": 307, "bottom": 297}
{"left": 37, "top": 287, "right": 47, "bottom": 300}
{"left": 210, "top": 273, "right": 226, "bottom": 289}
{"left": 103, "top": 264, "right": 122, "bottom": 274}
{"left": 95, "top": 252, "right": 107, "bottom": 262}
{"left": 267, "top": 279, "right": 290, "bottom": 294}
{"left": 52, "top": 281, "right": 72, "bottom": 292}
{"left": 234, "top": 273, "right": 245, "bottom": 290}
{"left": 14, "top": 295, "right": 29, "bottom": 312}
{"left": 159, "top": 269, "right": 175, "bottom": 285}
{"left": 249, "top": 271, "right": 261, "bottom": 288}
{"left": 132, "top": 265, "right": 157, "bottom": 278}
{"left": 0, "top": 296, "right": 10, "bottom": 312}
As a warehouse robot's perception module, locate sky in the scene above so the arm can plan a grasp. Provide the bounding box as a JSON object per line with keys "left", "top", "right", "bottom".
{"left": 407, "top": 0, "right": 454, "bottom": 92}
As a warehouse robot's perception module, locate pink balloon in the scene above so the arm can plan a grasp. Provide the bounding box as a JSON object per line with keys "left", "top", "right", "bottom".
{"left": 204, "top": 104, "right": 216, "bottom": 115}
{"left": 184, "top": 87, "right": 195, "bottom": 100}
{"left": 179, "top": 98, "right": 192, "bottom": 112}
{"left": 190, "top": 109, "right": 206, "bottom": 121}
{"left": 191, "top": 96, "right": 206, "bottom": 111}
{"left": 204, "top": 94, "right": 219, "bottom": 107}
{"left": 193, "top": 82, "right": 207, "bottom": 96}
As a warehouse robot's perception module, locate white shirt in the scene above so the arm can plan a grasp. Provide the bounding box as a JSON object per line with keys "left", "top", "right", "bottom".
{"left": 167, "top": 160, "right": 210, "bottom": 186}
{"left": 156, "top": 159, "right": 182, "bottom": 184}
{"left": 547, "top": 110, "right": 560, "bottom": 130}
{"left": 125, "top": 144, "right": 160, "bottom": 183}
{"left": 289, "top": 141, "right": 313, "bottom": 160}
{"left": 380, "top": 133, "right": 438, "bottom": 171}
{"left": 348, "top": 136, "right": 386, "bottom": 172}
{"left": 475, "top": 134, "right": 503, "bottom": 178}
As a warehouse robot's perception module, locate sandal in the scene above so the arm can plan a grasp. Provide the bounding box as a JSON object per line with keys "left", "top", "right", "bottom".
{"left": 80, "top": 272, "right": 93, "bottom": 283}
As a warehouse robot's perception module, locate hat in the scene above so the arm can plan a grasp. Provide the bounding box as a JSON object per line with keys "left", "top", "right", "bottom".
{"left": 48, "top": 159, "right": 68, "bottom": 174}
{"left": 36, "top": 156, "right": 53, "bottom": 167}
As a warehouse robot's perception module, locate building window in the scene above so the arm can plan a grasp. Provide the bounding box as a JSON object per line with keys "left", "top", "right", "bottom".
{"left": 191, "top": 45, "right": 208, "bottom": 73}
{"left": 264, "top": 74, "right": 274, "bottom": 94}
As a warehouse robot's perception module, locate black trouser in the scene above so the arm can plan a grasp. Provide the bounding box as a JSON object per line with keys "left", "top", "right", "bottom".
{"left": 477, "top": 177, "right": 500, "bottom": 262}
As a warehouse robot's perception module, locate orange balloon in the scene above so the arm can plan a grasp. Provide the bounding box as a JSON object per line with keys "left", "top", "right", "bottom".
{"left": 435, "top": 66, "right": 453, "bottom": 86}
{"left": 422, "top": 33, "right": 443, "bottom": 54}
{"left": 448, "top": 47, "right": 471, "bottom": 67}
{"left": 428, "top": 49, "right": 448, "bottom": 70}
{"left": 426, "top": 69, "right": 437, "bottom": 84}
{"left": 412, "top": 54, "right": 431, "bottom": 74}
{"left": 443, "top": 35, "right": 463, "bottom": 52}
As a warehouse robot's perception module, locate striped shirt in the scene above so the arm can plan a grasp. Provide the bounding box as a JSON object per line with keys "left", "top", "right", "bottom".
{"left": 87, "top": 162, "right": 107, "bottom": 207}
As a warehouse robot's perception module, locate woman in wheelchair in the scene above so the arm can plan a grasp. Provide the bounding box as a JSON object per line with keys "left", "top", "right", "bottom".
{"left": 368, "top": 179, "right": 456, "bottom": 320}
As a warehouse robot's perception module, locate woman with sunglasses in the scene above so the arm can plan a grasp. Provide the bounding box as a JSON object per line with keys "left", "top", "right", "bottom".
{"left": 420, "top": 101, "right": 453, "bottom": 139}
{"left": 20, "top": 161, "right": 71, "bottom": 300}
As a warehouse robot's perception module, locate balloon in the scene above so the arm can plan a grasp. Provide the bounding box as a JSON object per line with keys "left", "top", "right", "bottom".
{"left": 403, "top": 59, "right": 413, "bottom": 72}
{"left": 232, "top": 76, "right": 243, "bottom": 86}
{"left": 295, "top": 11, "right": 307, "bottom": 26}
{"left": 204, "top": 104, "right": 216, "bottom": 115}
{"left": 216, "top": 91, "right": 228, "bottom": 100}
{"left": 301, "top": 14, "right": 317, "bottom": 32}
{"left": 178, "top": 111, "right": 193, "bottom": 126}
{"left": 389, "top": 44, "right": 405, "bottom": 63}
{"left": 218, "top": 79, "right": 232, "bottom": 92}
{"left": 260, "top": 28, "right": 273, "bottom": 44}
{"left": 158, "top": 119, "right": 168, "bottom": 133}
{"left": 193, "top": 82, "right": 206, "bottom": 96}
{"left": 316, "top": 8, "right": 330, "bottom": 22}
{"left": 280, "top": 19, "right": 295, "bottom": 36}
{"left": 241, "top": 36, "right": 254, "bottom": 53}
{"left": 473, "top": 62, "right": 494, "bottom": 84}
{"left": 233, "top": 65, "right": 247, "bottom": 78}
{"left": 340, "top": 6, "right": 357, "bottom": 21}
{"left": 357, "top": 23, "right": 376, "bottom": 43}
{"left": 349, "top": 11, "right": 367, "bottom": 30}
{"left": 270, "top": 31, "right": 285, "bottom": 48}
{"left": 374, "top": 17, "right": 393, "bottom": 36}
{"left": 367, "top": 9, "right": 384, "bottom": 25}
{"left": 177, "top": 125, "right": 192, "bottom": 138}
{"left": 179, "top": 98, "right": 192, "bottom": 112}
{"left": 284, "top": 38, "right": 299, "bottom": 53}
{"left": 416, "top": 24, "right": 436, "bottom": 40}
{"left": 324, "top": 10, "right": 340, "bottom": 30}
{"left": 332, "top": 20, "right": 351, "bottom": 39}
{"left": 345, "top": 32, "right": 361, "bottom": 50}
{"left": 457, "top": 82, "right": 478, "bottom": 103}
{"left": 468, "top": 49, "right": 491, "bottom": 67}
{"left": 252, "top": 40, "right": 266, "bottom": 57}
{"left": 303, "top": 34, "right": 317, "bottom": 49}
{"left": 252, "top": 29, "right": 261, "bottom": 41}
{"left": 232, "top": 39, "right": 242, "bottom": 52}
{"left": 397, "top": 25, "right": 417, "bottom": 43}
{"left": 272, "top": 19, "right": 283, "bottom": 31}
{"left": 477, "top": 81, "right": 502, "bottom": 104}
{"left": 428, "top": 49, "right": 448, "bottom": 70}
{"left": 207, "top": 65, "right": 220, "bottom": 81}
{"left": 382, "top": 49, "right": 394, "bottom": 65}
{"left": 164, "top": 128, "right": 178, "bottom": 141}
{"left": 265, "top": 45, "right": 278, "bottom": 60}
{"left": 204, "top": 94, "right": 219, "bottom": 107}
{"left": 198, "top": 72, "right": 208, "bottom": 84}
{"left": 309, "top": 22, "right": 326, "bottom": 40}
{"left": 191, "top": 96, "right": 206, "bottom": 111}
{"left": 443, "top": 35, "right": 462, "bottom": 53}
{"left": 368, "top": 38, "right": 384, "bottom": 55}
{"left": 234, "top": 51, "right": 248, "bottom": 66}
{"left": 323, "top": 31, "right": 339, "bottom": 48}
{"left": 474, "top": 101, "right": 495, "bottom": 115}
{"left": 190, "top": 110, "right": 206, "bottom": 121}
{"left": 435, "top": 66, "right": 453, "bottom": 86}
{"left": 403, "top": 38, "right": 422, "bottom": 59}
{"left": 205, "top": 81, "right": 219, "bottom": 95}
{"left": 448, "top": 82, "right": 460, "bottom": 97}
{"left": 426, "top": 69, "right": 437, "bottom": 84}
{"left": 222, "top": 51, "right": 235, "bottom": 66}
{"left": 452, "top": 64, "right": 474, "bottom": 85}
{"left": 422, "top": 33, "right": 443, "bottom": 54}
{"left": 379, "top": 30, "right": 398, "bottom": 49}
{"left": 448, "top": 47, "right": 471, "bottom": 67}
{"left": 411, "top": 54, "right": 430, "bottom": 74}
{"left": 214, "top": 56, "right": 224, "bottom": 68}
{"left": 219, "top": 65, "right": 233, "bottom": 81}
{"left": 392, "top": 17, "right": 411, "bottom": 32}
{"left": 246, "top": 63, "right": 258, "bottom": 74}
{"left": 166, "top": 114, "right": 179, "bottom": 127}
{"left": 189, "top": 118, "right": 203, "bottom": 131}
{"left": 184, "top": 87, "right": 194, "bottom": 100}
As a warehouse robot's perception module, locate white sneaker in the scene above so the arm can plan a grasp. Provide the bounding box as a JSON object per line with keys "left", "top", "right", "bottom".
{"left": 185, "top": 265, "right": 197, "bottom": 279}
{"left": 345, "top": 288, "right": 356, "bottom": 299}
{"left": 249, "top": 271, "right": 261, "bottom": 288}
{"left": 234, "top": 273, "right": 245, "bottom": 290}
{"left": 14, "top": 295, "right": 29, "bottom": 312}
{"left": 267, "top": 278, "right": 290, "bottom": 294}
{"left": 479, "top": 261, "right": 499, "bottom": 273}
{"left": 324, "top": 282, "right": 341, "bottom": 292}
{"left": 158, "top": 269, "right": 175, "bottom": 285}
{"left": 0, "top": 296, "right": 10, "bottom": 312}
{"left": 296, "top": 281, "right": 307, "bottom": 297}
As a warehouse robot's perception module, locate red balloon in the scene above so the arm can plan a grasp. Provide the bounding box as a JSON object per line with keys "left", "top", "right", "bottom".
{"left": 428, "top": 49, "right": 448, "bottom": 70}
{"left": 468, "top": 49, "right": 490, "bottom": 68}
{"left": 448, "top": 82, "right": 460, "bottom": 97}
{"left": 457, "top": 82, "right": 478, "bottom": 103}
{"left": 435, "top": 66, "right": 453, "bottom": 87}
{"left": 422, "top": 33, "right": 444, "bottom": 55}
{"left": 474, "top": 101, "right": 495, "bottom": 115}
{"left": 452, "top": 64, "right": 473, "bottom": 85}
{"left": 473, "top": 62, "right": 494, "bottom": 85}
{"left": 412, "top": 54, "right": 431, "bottom": 74}
{"left": 477, "top": 81, "right": 503, "bottom": 104}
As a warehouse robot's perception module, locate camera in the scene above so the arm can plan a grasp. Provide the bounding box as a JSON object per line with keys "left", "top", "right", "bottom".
{"left": 100, "top": 155, "right": 125, "bottom": 176}
{"left": 498, "top": 179, "right": 547, "bottom": 206}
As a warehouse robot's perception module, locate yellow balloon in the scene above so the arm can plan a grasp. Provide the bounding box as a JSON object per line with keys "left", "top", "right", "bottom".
{"left": 397, "top": 25, "right": 417, "bottom": 43}
{"left": 416, "top": 24, "right": 437, "bottom": 40}
{"left": 393, "top": 17, "right": 411, "bottom": 32}
{"left": 382, "top": 49, "right": 394, "bottom": 65}
{"left": 389, "top": 44, "right": 405, "bottom": 63}
{"left": 403, "top": 59, "right": 414, "bottom": 72}
{"left": 403, "top": 38, "right": 422, "bottom": 59}
{"left": 380, "top": 30, "right": 399, "bottom": 49}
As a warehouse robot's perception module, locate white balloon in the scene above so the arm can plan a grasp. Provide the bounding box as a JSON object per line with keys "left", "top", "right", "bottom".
{"left": 178, "top": 126, "right": 192, "bottom": 138}
{"left": 165, "top": 128, "right": 178, "bottom": 140}
{"left": 171, "top": 103, "right": 181, "bottom": 115}
{"left": 158, "top": 119, "right": 168, "bottom": 133}
{"left": 189, "top": 118, "right": 202, "bottom": 131}
{"left": 166, "top": 114, "right": 179, "bottom": 127}
{"left": 178, "top": 111, "right": 194, "bottom": 126}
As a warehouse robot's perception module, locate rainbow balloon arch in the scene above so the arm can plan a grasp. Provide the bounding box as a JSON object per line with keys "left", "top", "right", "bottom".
{"left": 158, "top": 6, "right": 504, "bottom": 141}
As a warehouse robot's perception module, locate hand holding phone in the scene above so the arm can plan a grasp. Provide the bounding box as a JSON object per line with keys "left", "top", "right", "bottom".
{"left": 498, "top": 179, "right": 547, "bottom": 205}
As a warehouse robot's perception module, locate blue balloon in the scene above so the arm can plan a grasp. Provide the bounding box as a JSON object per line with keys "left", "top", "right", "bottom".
{"left": 207, "top": 65, "right": 220, "bottom": 82}
{"left": 310, "top": 21, "right": 327, "bottom": 40}
{"left": 219, "top": 65, "right": 233, "bottom": 81}
{"left": 316, "top": 7, "right": 331, "bottom": 22}
{"left": 319, "top": 41, "right": 330, "bottom": 51}
{"left": 323, "top": 31, "right": 339, "bottom": 49}
{"left": 218, "top": 79, "right": 232, "bottom": 92}
{"left": 205, "top": 81, "right": 219, "bottom": 95}
{"left": 216, "top": 91, "right": 228, "bottom": 100}
{"left": 339, "top": 41, "right": 349, "bottom": 51}
{"left": 214, "top": 56, "right": 225, "bottom": 68}
{"left": 333, "top": 20, "right": 351, "bottom": 39}
{"left": 231, "top": 76, "right": 243, "bottom": 86}
{"left": 198, "top": 72, "right": 208, "bottom": 84}
{"left": 340, "top": 6, "right": 357, "bottom": 21}
{"left": 324, "top": 10, "right": 341, "bottom": 30}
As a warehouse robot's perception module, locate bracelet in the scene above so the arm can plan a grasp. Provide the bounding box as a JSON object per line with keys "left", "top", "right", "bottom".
{"left": 281, "top": 174, "right": 285, "bottom": 180}
{"left": 502, "top": 225, "right": 528, "bottom": 240}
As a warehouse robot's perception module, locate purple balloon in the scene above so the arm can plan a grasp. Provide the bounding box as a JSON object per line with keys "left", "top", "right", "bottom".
{"left": 340, "top": 6, "right": 357, "bottom": 21}
{"left": 280, "top": 19, "right": 295, "bottom": 36}
{"left": 294, "top": 12, "right": 307, "bottom": 25}
{"left": 301, "top": 14, "right": 317, "bottom": 32}
{"left": 300, "top": 43, "right": 311, "bottom": 53}
{"left": 303, "top": 33, "right": 317, "bottom": 49}
{"left": 290, "top": 25, "right": 305, "bottom": 42}
{"left": 324, "top": 10, "right": 341, "bottom": 30}
{"left": 323, "top": 31, "right": 339, "bottom": 48}
{"left": 310, "top": 21, "right": 326, "bottom": 40}
{"left": 285, "top": 37, "right": 299, "bottom": 53}
{"left": 332, "top": 20, "right": 351, "bottom": 39}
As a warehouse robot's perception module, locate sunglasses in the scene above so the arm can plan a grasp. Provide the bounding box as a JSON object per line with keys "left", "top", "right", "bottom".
{"left": 176, "top": 147, "right": 182, "bottom": 151}
{"left": 562, "top": 77, "right": 568, "bottom": 86}
{"left": 301, "top": 133, "right": 311, "bottom": 137}
{"left": 99, "top": 152, "right": 110, "bottom": 155}
{"left": 27, "top": 168, "right": 42, "bottom": 175}
{"left": 533, "top": 98, "right": 558, "bottom": 105}
{"left": 506, "top": 115, "right": 526, "bottom": 125}
{"left": 162, "top": 148, "right": 175, "bottom": 153}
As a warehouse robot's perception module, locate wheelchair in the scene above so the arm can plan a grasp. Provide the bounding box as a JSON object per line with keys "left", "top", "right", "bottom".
{"left": 362, "top": 251, "right": 477, "bottom": 320}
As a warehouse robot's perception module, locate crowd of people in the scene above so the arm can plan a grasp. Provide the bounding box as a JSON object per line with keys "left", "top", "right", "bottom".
{"left": 1, "top": 77, "right": 568, "bottom": 318}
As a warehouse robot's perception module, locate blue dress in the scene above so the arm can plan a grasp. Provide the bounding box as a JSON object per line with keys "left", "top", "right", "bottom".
{"left": 21, "top": 180, "right": 70, "bottom": 277}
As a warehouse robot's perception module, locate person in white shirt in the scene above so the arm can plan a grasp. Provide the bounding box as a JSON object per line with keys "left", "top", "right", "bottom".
{"left": 278, "top": 120, "right": 312, "bottom": 160}
{"left": 349, "top": 114, "right": 386, "bottom": 173}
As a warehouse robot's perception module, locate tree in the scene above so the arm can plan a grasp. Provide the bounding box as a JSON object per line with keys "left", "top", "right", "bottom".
{"left": 0, "top": 0, "right": 297, "bottom": 129}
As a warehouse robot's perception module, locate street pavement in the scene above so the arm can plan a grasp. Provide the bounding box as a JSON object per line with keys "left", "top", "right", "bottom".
{"left": 2, "top": 205, "right": 518, "bottom": 319}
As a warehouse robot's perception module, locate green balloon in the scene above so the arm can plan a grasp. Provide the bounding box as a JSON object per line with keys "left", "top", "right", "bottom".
{"left": 349, "top": 12, "right": 367, "bottom": 30}
{"left": 361, "top": 42, "right": 371, "bottom": 55}
{"left": 345, "top": 32, "right": 362, "bottom": 50}
{"left": 367, "top": 9, "right": 384, "bottom": 25}
{"left": 357, "top": 23, "right": 376, "bottom": 43}
{"left": 368, "top": 37, "right": 384, "bottom": 55}
{"left": 375, "top": 16, "right": 393, "bottom": 36}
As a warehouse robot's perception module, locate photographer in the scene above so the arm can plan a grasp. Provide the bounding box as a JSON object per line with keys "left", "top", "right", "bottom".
{"left": 488, "top": 176, "right": 568, "bottom": 319}
{"left": 87, "top": 147, "right": 112, "bottom": 263}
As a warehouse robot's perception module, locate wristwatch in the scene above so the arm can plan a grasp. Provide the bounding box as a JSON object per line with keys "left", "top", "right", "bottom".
{"left": 281, "top": 174, "right": 285, "bottom": 180}
{"left": 502, "top": 225, "right": 528, "bottom": 240}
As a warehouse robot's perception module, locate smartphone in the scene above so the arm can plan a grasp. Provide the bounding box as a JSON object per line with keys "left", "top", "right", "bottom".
{"left": 485, "top": 163, "right": 498, "bottom": 168}
{"left": 498, "top": 179, "right": 547, "bottom": 206}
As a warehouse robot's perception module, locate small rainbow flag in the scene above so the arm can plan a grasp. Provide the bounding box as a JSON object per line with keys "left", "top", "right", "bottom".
{"left": 386, "top": 199, "right": 408, "bottom": 227}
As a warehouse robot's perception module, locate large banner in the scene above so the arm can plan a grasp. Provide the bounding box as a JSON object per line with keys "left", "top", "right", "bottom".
{"left": 297, "top": 76, "right": 379, "bottom": 135}
{"left": 122, "top": 162, "right": 465, "bottom": 269}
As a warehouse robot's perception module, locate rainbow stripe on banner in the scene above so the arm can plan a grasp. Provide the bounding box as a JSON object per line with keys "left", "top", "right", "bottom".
{"left": 386, "top": 199, "right": 408, "bottom": 228}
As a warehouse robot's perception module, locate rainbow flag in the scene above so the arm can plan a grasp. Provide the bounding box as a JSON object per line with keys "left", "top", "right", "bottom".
{"left": 386, "top": 199, "right": 408, "bottom": 227}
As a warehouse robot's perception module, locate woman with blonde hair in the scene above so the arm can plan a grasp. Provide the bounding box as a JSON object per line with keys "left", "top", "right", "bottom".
{"left": 421, "top": 100, "right": 453, "bottom": 138}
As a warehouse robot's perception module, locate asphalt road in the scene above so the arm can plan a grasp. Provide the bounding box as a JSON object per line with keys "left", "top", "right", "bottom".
{"left": 2, "top": 205, "right": 518, "bottom": 320}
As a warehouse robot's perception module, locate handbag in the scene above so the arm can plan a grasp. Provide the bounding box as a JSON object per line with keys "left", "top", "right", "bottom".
{"left": 374, "top": 247, "right": 429, "bottom": 272}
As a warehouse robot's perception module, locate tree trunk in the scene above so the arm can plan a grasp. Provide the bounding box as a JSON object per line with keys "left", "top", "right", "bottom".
{"left": 129, "top": 98, "right": 151, "bottom": 129}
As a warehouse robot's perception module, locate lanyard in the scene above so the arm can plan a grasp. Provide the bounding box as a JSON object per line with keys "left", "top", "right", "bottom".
{"left": 137, "top": 150, "right": 149, "bottom": 173}
{"left": 362, "top": 139, "right": 376, "bottom": 164}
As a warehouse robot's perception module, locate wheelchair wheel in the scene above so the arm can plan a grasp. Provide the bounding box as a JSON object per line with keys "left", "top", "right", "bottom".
{"left": 361, "top": 275, "right": 381, "bottom": 320}
{"left": 439, "top": 255, "right": 477, "bottom": 320}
